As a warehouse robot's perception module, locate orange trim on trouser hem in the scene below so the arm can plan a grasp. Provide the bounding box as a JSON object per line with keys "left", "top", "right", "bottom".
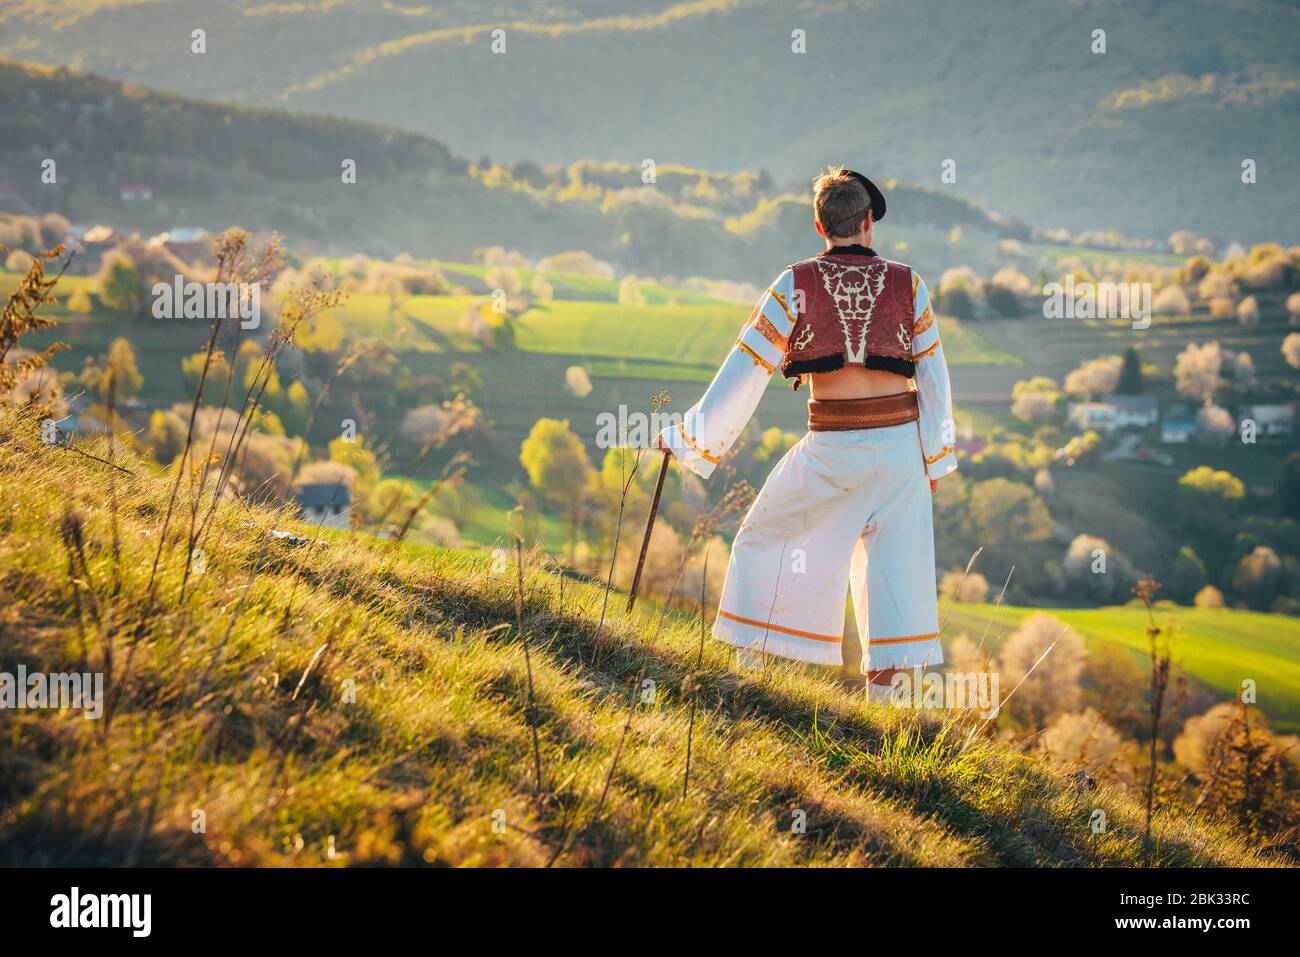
{"left": 868, "top": 632, "right": 940, "bottom": 645}
{"left": 716, "top": 609, "right": 841, "bottom": 643}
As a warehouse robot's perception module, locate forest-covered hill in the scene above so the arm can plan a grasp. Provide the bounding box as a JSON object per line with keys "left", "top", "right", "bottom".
{"left": 3, "top": 0, "right": 1297, "bottom": 243}
{"left": 0, "top": 58, "right": 1019, "bottom": 282}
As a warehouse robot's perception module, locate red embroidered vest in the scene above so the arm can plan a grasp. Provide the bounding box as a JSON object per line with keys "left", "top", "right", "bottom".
{"left": 781, "top": 246, "right": 916, "bottom": 381}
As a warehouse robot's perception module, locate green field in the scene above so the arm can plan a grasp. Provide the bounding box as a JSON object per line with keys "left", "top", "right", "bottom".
{"left": 436, "top": 262, "right": 719, "bottom": 306}
{"left": 946, "top": 602, "right": 1300, "bottom": 732}
{"left": 314, "top": 264, "right": 1020, "bottom": 376}
{"left": 514, "top": 298, "right": 1017, "bottom": 377}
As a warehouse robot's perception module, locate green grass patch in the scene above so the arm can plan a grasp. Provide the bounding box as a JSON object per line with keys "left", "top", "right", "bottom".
{"left": 946, "top": 602, "right": 1300, "bottom": 732}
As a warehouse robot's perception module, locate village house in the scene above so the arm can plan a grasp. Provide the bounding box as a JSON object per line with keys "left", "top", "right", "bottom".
{"left": 1067, "top": 401, "right": 1113, "bottom": 432}
{"left": 1067, "top": 394, "right": 1158, "bottom": 433}
{"left": 148, "top": 227, "right": 210, "bottom": 263}
{"left": 1160, "top": 403, "right": 1197, "bottom": 444}
{"left": 296, "top": 483, "right": 352, "bottom": 531}
{"left": 1239, "top": 403, "right": 1295, "bottom": 440}
{"left": 1103, "top": 394, "right": 1159, "bottom": 429}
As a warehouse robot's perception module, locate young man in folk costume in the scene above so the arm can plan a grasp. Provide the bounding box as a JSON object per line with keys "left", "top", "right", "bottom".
{"left": 655, "top": 166, "right": 957, "bottom": 696}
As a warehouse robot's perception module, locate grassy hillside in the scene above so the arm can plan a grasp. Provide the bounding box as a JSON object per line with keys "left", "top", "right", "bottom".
{"left": 946, "top": 603, "right": 1300, "bottom": 733}
{"left": 5, "top": 0, "right": 1298, "bottom": 243}
{"left": 0, "top": 406, "right": 1276, "bottom": 867}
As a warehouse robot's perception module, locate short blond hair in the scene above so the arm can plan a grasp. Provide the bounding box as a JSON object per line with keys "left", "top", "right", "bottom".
{"left": 813, "top": 166, "right": 871, "bottom": 239}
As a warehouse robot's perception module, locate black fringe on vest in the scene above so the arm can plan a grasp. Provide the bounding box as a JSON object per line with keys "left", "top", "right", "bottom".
{"left": 782, "top": 352, "right": 916, "bottom": 382}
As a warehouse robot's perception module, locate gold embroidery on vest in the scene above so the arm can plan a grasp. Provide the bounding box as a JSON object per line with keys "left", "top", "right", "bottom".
{"left": 814, "top": 259, "right": 887, "bottom": 363}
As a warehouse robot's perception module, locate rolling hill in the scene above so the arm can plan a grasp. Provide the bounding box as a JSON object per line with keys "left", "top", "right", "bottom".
{"left": 2, "top": 0, "right": 1298, "bottom": 243}
{"left": 0, "top": 58, "right": 1027, "bottom": 284}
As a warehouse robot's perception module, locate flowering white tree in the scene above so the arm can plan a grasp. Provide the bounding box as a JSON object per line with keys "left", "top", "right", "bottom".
{"left": 938, "top": 568, "right": 990, "bottom": 603}
{"left": 989, "top": 265, "right": 1032, "bottom": 295}
{"left": 1195, "top": 402, "right": 1235, "bottom": 445}
{"left": 1286, "top": 291, "right": 1300, "bottom": 323}
{"left": 1197, "top": 269, "right": 1236, "bottom": 301}
{"left": 1174, "top": 341, "right": 1223, "bottom": 401}
{"left": 1237, "top": 295, "right": 1260, "bottom": 327}
{"left": 1153, "top": 284, "right": 1191, "bottom": 315}
{"left": 1011, "top": 376, "right": 1061, "bottom": 422}
{"left": 564, "top": 365, "right": 593, "bottom": 398}
{"left": 1063, "top": 533, "right": 1133, "bottom": 602}
{"left": 1282, "top": 332, "right": 1300, "bottom": 370}
{"left": 1063, "top": 355, "right": 1122, "bottom": 397}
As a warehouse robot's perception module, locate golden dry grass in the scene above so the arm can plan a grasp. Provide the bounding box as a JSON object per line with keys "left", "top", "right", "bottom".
{"left": 0, "top": 407, "right": 1280, "bottom": 867}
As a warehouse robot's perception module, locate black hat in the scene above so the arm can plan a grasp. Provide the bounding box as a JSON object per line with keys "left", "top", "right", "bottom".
{"left": 844, "top": 169, "right": 887, "bottom": 222}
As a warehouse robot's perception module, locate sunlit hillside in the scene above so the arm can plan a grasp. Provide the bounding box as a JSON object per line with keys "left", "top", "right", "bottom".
{"left": 0, "top": 407, "right": 1277, "bottom": 867}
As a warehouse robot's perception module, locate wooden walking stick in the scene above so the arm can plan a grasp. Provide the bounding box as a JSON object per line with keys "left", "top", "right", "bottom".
{"left": 625, "top": 449, "right": 670, "bottom": 613}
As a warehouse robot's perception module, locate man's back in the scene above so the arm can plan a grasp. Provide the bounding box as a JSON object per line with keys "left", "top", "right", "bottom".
{"left": 808, "top": 364, "right": 911, "bottom": 400}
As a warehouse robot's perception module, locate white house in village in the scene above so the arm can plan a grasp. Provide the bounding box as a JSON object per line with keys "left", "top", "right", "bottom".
{"left": 1104, "top": 394, "right": 1159, "bottom": 428}
{"left": 1239, "top": 403, "right": 1295, "bottom": 440}
{"left": 296, "top": 483, "right": 352, "bottom": 531}
{"left": 1067, "top": 394, "right": 1158, "bottom": 433}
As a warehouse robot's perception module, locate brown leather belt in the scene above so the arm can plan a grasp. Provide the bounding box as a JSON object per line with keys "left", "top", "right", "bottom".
{"left": 807, "top": 391, "right": 919, "bottom": 431}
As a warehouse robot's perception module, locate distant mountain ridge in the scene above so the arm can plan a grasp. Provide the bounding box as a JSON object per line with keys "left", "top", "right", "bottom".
{"left": 0, "top": 58, "right": 1028, "bottom": 282}
{"left": 2, "top": 0, "right": 1298, "bottom": 244}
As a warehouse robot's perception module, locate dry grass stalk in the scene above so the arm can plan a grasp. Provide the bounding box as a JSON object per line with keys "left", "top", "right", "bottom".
{"left": 1135, "top": 574, "right": 1174, "bottom": 859}
{"left": 594, "top": 388, "right": 670, "bottom": 666}
{"left": 648, "top": 479, "right": 753, "bottom": 647}
{"left": 682, "top": 544, "right": 711, "bottom": 798}
{"left": 179, "top": 231, "right": 284, "bottom": 600}
{"left": 0, "top": 243, "right": 71, "bottom": 412}
{"left": 516, "top": 536, "right": 545, "bottom": 794}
